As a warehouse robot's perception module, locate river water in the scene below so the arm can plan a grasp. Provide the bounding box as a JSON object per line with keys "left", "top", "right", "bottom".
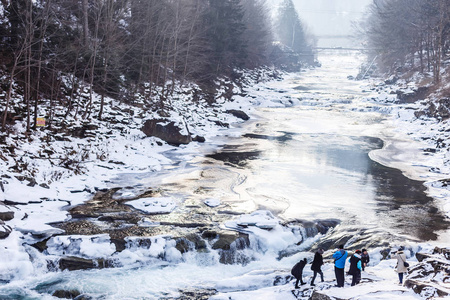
{"left": 2, "top": 51, "right": 449, "bottom": 299}
{"left": 158, "top": 51, "right": 449, "bottom": 243}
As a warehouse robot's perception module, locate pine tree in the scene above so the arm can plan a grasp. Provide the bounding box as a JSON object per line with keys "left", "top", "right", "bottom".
{"left": 275, "top": 0, "right": 310, "bottom": 54}
{"left": 203, "top": 0, "right": 247, "bottom": 76}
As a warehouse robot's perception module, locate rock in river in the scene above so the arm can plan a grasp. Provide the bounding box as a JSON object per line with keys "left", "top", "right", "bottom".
{"left": 142, "top": 119, "right": 192, "bottom": 146}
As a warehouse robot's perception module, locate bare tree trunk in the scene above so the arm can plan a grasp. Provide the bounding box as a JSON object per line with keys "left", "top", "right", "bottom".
{"left": 25, "top": 0, "right": 33, "bottom": 134}
{"left": 419, "top": 35, "right": 424, "bottom": 73}
{"left": 83, "top": 0, "right": 102, "bottom": 120}
{"left": 82, "top": 0, "right": 89, "bottom": 46}
{"left": 99, "top": 0, "right": 114, "bottom": 120}
{"left": 435, "top": 0, "right": 445, "bottom": 83}
{"left": 34, "top": 0, "right": 52, "bottom": 129}
{"left": 2, "top": 59, "right": 19, "bottom": 131}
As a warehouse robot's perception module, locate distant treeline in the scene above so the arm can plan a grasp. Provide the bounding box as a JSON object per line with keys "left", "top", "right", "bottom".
{"left": 364, "top": 0, "right": 450, "bottom": 83}
{"left": 0, "top": 0, "right": 314, "bottom": 132}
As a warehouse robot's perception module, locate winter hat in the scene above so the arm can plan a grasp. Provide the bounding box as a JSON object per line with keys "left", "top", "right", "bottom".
{"left": 362, "top": 249, "right": 367, "bottom": 253}
{"left": 355, "top": 249, "right": 362, "bottom": 254}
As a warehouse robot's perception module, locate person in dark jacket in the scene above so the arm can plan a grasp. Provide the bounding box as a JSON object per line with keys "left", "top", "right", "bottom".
{"left": 361, "top": 249, "right": 370, "bottom": 271}
{"left": 310, "top": 248, "right": 324, "bottom": 286}
{"left": 332, "top": 245, "right": 348, "bottom": 287}
{"left": 348, "top": 249, "right": 362, "bottom": 286}
{"left": 291, "top": 258, "right": 307, "bottom": 288}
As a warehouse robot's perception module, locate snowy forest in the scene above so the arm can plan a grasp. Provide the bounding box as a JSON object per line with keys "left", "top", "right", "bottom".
{"left": 2, "top": 0, "right": 449, "bottom": 136}
{"left": 365, "top": 0, "right": 450, "bottom": 84}
{"left": 0, "top": 0, "right": 314, "bottom": 134}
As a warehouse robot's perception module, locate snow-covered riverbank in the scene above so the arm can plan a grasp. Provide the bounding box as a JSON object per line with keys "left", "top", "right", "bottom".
{"left": 1, "top": 51, "right": 450, "bottom": 299}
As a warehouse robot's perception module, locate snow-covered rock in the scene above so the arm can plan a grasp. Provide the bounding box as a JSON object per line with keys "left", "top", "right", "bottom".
{"left": 125, "top": 197, "right": 176, "bottom": 214}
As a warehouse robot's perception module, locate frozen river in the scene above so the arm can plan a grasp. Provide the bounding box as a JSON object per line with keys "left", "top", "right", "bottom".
{"left": 2, "top": 51, "right": 448, "bottom": 299}
{"left": 159, "top": 51, "right": 449, "bottom": 243}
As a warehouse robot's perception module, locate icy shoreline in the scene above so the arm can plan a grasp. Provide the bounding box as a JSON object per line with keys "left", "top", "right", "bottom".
{"left": 1, "top": 52, "right": 450, "bottom": 299}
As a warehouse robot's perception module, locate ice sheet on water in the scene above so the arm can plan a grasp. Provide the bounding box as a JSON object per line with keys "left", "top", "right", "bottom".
{"left": 125, "top": 197, "right": 176, "bottom": 214}
{"left": 112, "top": 186, "right": 147, "bottom": 200}
{"left": 0, "top": 231, "right": 35, "bottom": 282}
{"left": 137, "top": 217, "right": 160, "bottom": 227}
{"left": 231, "top": 210, "right": 279, "bottom": 228}
{"left": 46, "top": 234, "right": 116, "bottom": 258}
{"left": 115, "top": 236, "right": 182, "bottom": 265}
{"left": 204, "top": 198, "right": 221, "bottom": 207}
{"left": 225, "top": 210, "right": 303, "bottom": 254}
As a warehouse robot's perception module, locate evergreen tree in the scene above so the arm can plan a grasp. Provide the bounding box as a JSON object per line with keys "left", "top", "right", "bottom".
{"left": 275, "top": 0, "right": 310, "bottom": 54}
{"left": 203, "top": 0, "right": 246, "bottom": 76}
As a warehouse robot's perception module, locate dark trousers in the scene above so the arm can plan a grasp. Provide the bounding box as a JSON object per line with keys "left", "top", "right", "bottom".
{"left": 351, "top": 271, "right": 361, "bottom": 286}
{"left": 398, "top": 272, "right": 404, "bottom": 284}
{"left": 334, "top": 266, "right": 345, "bottom": 287}
{"left": 295, "top": 276, "right": 305, "bottom": 287}
{"left": 311, "top": 270, "right": 324, "bottom": 284}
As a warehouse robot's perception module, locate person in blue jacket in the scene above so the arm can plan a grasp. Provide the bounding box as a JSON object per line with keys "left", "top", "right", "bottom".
{"left": 332, "top": 245, "right": 348, "bottom": 287}
{"left": 348, "top": 249, "right": 362, "bottom": 286}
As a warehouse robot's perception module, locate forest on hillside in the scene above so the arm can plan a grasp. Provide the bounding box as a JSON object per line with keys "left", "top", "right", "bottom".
{"left": 0, "top": 0, "right": 313, "bottom": 134}
{"left": 1, "top": 0, "right": 450, "bottom": 138}
{"left": 364, "top": 0, "right": 450, "bottom": 84}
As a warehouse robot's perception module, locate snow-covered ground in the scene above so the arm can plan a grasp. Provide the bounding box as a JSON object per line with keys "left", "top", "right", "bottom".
{"left": 0, "top": 51, "right": 449, "bottom": 299}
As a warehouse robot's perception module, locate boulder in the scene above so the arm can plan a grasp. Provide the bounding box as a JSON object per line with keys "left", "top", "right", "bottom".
{"left": 52, "top": 289, "right": 81, "bottom": 299}
{"left": 173, "top": 288, "right": 217, "bottom": 300}
{"left": 0, "top": 211, "right": 14, "bottom": 221}
{"left": 416, "top": 252, "right": 433, "bottom": 262}
{"left": 59, "top": 256, "right": 111, "bottom": 271}
{"left": 406, "top": 250, "right": 450, "bottom": 298}
{"left": 309, "top": 291, "right": 345, "bottom": 300}
{"left": 59, "top": 257, "right": 97, "bottom": 271}
{"left": 193, "top": 135, "right": 206, "bottom": 143}
{"left": 0, "top": 222, "right": 12, "bottom": 239}
{"left": 212, "top": 233, "right": 249, "bottom": 251}
{"left": 433, "top": 247, "right": 450, "bottom": 260}
{"left": 70, "top": 124, "right": 99, "bottom": 138}
{"left": 226, "top": 110, "right": 250, "bottom": 121}
{"left": 175, "top": 234, "right": 207, "bottom": 254}
{"left": 395, "top": 86, "right": 429, "bottom": 103}
{"left": 404, "top": 279, "right": 449, "bottom": 298}
{"left": 31, "top": 238, "right": 50, "bottom": 252}
{"left": 213, "top": 233, "right": 250, "bottom": 265}
{"left": 142, "top": 119, "right": 192, "bottom": 146}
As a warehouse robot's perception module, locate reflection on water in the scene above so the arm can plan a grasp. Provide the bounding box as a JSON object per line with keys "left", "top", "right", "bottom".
{"left": 207, "top": 129, "right": 449, "bottom": 241}
{"left": 201, "top": 52, "right": 449, "bottom": 242}
{"left": 206, "top": 148, "right": 261, "bottom": 167}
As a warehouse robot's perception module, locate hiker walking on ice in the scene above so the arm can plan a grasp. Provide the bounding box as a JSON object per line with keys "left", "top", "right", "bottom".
{"left": 392, "top": 247, "right": 408, "bottom": 285}
{"left": 291, "top": 258, "right": 307, "bottom": 288}
{"left": 310, "top": 248, "right": 324, "bottom": 286}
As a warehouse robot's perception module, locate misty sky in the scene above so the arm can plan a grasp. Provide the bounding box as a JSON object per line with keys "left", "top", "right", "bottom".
{"left": 268, "top": 0, "right": 373, "bottom": 47}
